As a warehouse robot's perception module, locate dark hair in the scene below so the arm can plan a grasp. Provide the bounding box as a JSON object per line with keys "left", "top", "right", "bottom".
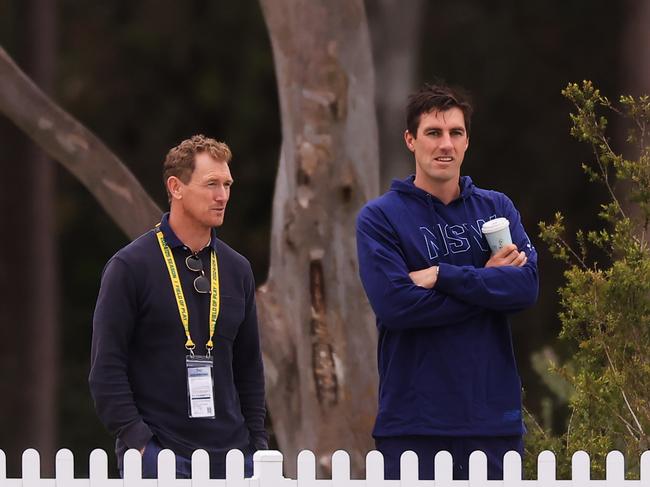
{"left": 162, "top": 134, "right": 232, "bottom": 200}
{"left": 406, "top": 83, "right": 473, "bottom": 137}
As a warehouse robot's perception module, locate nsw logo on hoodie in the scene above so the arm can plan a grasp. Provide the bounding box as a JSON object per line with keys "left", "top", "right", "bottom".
{"left": 419, "top": 217, "right": 496, "bottom": 259}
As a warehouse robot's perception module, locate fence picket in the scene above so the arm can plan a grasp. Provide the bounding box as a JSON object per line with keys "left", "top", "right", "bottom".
{"left": 331, "top": 450, "right": 355, "bottom": 487}
{"left": 122, "top": 449, "right": 144, "bottom": 487}
{"left": 156, "top": 449, "right": 176, "bottom": 487}
{"left": 571, "top": 451, "right": 590, "bottom": 487}
{"left": 296, "top": 450, "right": 317, "bottom": 487}
{"left": 503, "top": 451, "right": 522, "bottom": 486}
{"left": 365, "top": 450, "right": 385, "bottom": 485}
{"left": 88, "top": 449, "right": 110, "bottom": 487}
{"left": 1, "top": 449, "right": 7, "bottom": 481}
{"left": 332, "top": 450, "right": 350, "bottom": 483}
{"left": 606, "top": 452, "right": 625, "bottom": 484}
{"left": 55, "top": 449, "right": 75, "bottom": 487}
{"left": 469, "top": 451, "right": 488, "bottom": 487}
{"left": 434, "top": 451, "right": 454, "bottom": 484}
{"left": 190, "top": 449, "right": 210, "bottom": 486}
{"left": 225, "top": 450, "right": 245, "bottom": 480}
{"left": 226, "top": 449, "right": 250, "bottom": 487}
{"left": 400, "top": 450, "right": 419, "bottom": 484}
{"left": 537, "top": 451, "right": 556, "bottom": 483}
{"left": 22, "top": 449, "right": 42, "bottom": 487}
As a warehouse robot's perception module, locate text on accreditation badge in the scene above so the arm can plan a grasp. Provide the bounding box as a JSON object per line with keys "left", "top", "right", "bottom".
{"left": 186, "top": 355, "right": 216, "bottom": 419}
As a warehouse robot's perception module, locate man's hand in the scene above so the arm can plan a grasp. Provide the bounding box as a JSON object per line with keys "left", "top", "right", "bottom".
{"left": 409, "top": 266, "right": 439, "bottom": 289}
{"left": 485, "top": 244, "right": 527, "bottom": 268}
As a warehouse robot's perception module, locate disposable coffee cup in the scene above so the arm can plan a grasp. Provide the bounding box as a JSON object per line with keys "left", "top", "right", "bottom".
{"left": 481, "top": 217, "right": 512, "bottom": 254}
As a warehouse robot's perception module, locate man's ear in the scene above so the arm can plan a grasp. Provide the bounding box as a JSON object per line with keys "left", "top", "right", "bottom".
{"left": 465, "top": 136, "right": 470, "bottom": 150}
{"left": 404, "top": 130, "right": 415, "bottom": 152}
{"left": 167, "top": 176, "right": 183, "bottom": 200}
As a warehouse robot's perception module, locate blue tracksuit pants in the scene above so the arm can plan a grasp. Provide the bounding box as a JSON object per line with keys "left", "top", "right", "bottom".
{"left": 375, "top": 435, "right": 524, "bottom": 480}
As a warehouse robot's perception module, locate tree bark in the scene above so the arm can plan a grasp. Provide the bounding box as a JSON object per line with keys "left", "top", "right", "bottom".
{"left": 366, "top": 0, "right": 424, "bottom": 191}
{"left": 0, "top": 0, "right": 59, "bottom": 475}
{"left": 26, "top": 0, "right": 58, "bottom": 475}
{"left": 620, "top": 0, "right": 650, "bottom": 236}
{"left": 622, "top": 0, "right": 650, "bottom": 96}
{"left": 0, "top": 46, "right": 162, "bottom": 239}
{"left": 257, "top": 0, "right": 379, "bottom": 477}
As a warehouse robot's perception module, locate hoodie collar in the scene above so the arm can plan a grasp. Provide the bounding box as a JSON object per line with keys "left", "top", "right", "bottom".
{"left": 390, "top": 175, "right": 475, "bottom": 204}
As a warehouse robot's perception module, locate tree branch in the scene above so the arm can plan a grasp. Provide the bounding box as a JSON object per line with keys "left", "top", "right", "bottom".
{"left": 604, "top": 345, "right": 645, "bottom": 436}
{"left": 0, "top": 45, "right": 162, "bottom": 239}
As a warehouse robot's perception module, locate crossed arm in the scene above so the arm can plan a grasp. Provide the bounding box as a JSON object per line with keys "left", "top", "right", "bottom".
{"left": 409, "top": 243, "right": 527, "bottom": 288}
{"left": 356, "top": 198, "right": 538, "bottom": 330}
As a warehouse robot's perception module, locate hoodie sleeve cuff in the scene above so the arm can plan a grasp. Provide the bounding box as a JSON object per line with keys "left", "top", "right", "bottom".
{"left": 435, "top": 262, "right": 466, "bottom": 295}
{"left": 120, "top": 420, "right": 154, "bottom": 451}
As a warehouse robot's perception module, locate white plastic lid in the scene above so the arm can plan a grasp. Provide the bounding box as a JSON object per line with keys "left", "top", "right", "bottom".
{"left": 481, "top": 217, "right": 510, "bottom": 234}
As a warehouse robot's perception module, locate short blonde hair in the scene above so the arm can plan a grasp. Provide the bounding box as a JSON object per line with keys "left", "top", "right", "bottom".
{"left": 163, "top": 134, "right": 232, "bottom": 199}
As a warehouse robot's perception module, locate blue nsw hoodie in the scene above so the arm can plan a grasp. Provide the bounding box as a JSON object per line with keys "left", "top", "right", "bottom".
{"left": 356, "top": 176, "right": 538, "bottom": 438}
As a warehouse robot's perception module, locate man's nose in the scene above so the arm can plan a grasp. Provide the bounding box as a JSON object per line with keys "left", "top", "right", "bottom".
{"left": 213, "top": 186, "right": 229, "bottom": 201}
{"left": 440, "top": 133, "right": 453, "bottom": 149}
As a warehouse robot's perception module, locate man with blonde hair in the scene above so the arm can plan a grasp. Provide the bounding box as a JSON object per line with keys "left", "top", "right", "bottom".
{"left": 90, "top": 135, "right": 267, "bottom": 478}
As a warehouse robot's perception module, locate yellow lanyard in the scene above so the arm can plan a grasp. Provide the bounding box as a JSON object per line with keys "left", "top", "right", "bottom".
{"left": 155, "top": 229, "right": 220, "bottom": 354}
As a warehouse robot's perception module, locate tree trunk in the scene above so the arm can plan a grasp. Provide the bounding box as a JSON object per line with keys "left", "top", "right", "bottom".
{"left": 0, "top": 46, "right": 162, "bottom": 239}
{"left": 257, "top": 0, "right": 379, "bottom": 477}
{"left": 620, "top": 0, "right": 650, "bottom": 235}
{"left": 26, "top": 0, "right": 58, "bottom": 475}
{"left": 366, "top": 0, "right": 424, "bottom": 191}
{"left": 622, "top": 0, "right": 650, "bottom": 96}
{"left": 0, "top": 0, "right": 58, "bottom": 475}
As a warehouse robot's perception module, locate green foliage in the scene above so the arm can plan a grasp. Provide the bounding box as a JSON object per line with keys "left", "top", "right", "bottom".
{"left": 529, "top": 82, "right": 650, "bottom": 478}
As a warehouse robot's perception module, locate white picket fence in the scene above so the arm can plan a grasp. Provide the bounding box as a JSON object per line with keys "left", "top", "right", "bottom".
{"left": 1, "top": 449, "right": 650, "bottom": 486}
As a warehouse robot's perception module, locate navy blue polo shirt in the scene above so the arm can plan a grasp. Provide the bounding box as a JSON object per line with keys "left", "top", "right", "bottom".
{"left": 89, "top": 213, "right": 267, "bottom": 466}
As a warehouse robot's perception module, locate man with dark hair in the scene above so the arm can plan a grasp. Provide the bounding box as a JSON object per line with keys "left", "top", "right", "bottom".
{"left": 90, "top": 135, "right": 267, "bottom": 479}
{"left": 356, "top": 84, "right": 538, "bottom": 480}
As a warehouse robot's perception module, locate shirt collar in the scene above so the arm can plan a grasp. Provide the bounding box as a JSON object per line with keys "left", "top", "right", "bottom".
{"left": 158, "top": 212, "right": 218, "bottom": 251}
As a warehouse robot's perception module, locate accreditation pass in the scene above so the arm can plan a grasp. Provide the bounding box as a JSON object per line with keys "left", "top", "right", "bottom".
{"left": 186, "top": 356, "right": 216, "bottom": 419}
